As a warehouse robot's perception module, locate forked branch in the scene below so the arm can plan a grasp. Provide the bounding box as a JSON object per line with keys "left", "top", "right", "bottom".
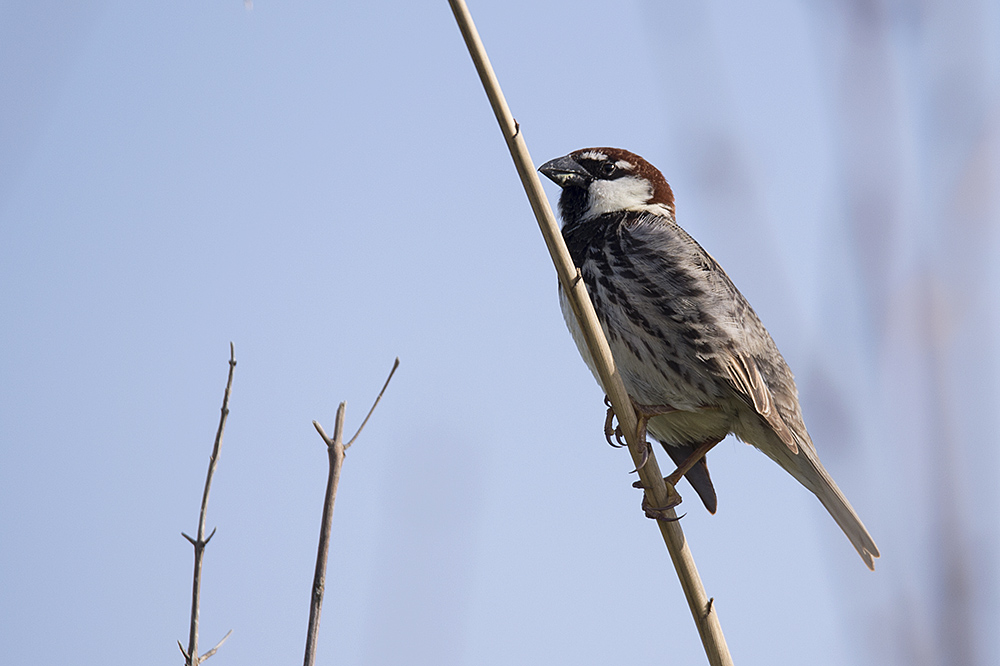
{"left": 179, "top": 343, "right": 236, "bottom": 665}
{"left": 303, "top": 358, "right": 399, "bottom": 666}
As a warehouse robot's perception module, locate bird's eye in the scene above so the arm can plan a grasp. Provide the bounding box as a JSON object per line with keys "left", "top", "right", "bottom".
{"left": 600, "top": 161, "right": 617, "bottom": 176}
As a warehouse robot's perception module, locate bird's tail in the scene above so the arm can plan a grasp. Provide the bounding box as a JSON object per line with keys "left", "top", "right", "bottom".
{"left": 771, "top": 441, "right": 880, "bottom": 570}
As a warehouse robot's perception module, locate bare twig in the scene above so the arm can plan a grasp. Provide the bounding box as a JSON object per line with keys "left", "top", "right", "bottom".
{"left": 180, "top": 343, "right": 236, "bottom": 666}
{"left": 446, "top": 3, "right": 733, "bottom": 664}
{"left": 346, "top": 357, "right": 400, "bottom": 449}
{"left": 303, "top": 359, "right": 399, "bottom": 666}
{"left": 199, "top": 629, "right": 233, "bottom": 662}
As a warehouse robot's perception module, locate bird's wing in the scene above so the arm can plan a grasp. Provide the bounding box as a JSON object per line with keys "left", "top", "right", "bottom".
{"left": 623, "top": 215, "right": 805, "bottom": 455}
{"left": 720, "top": 352, "right": 799, "bottom": 454}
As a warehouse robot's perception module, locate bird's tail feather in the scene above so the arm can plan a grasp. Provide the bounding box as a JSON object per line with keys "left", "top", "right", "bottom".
{"left": 780, "top": 444, "right": 880, "bottom": 570}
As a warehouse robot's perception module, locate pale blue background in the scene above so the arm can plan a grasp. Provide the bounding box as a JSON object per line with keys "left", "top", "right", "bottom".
{"left": 2, "top": 1, "right": 998, "bottom": 665}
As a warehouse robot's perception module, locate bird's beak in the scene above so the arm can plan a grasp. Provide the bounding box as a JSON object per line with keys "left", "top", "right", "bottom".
{"left": 539, "top": 155, "right": 589, "bottom": 188}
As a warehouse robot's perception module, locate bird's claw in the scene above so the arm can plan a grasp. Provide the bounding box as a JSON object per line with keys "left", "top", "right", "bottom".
{"left": 603, "top": 395, "right": 627, "bottom": 448}
{"left": 628, "top": 441, "right": 651, "bottom": 473}
{"left": 641, "top": 491, "right": 685, "bottom": 521}
{"left": 604, "top": 396, "right": 679, "bottom": 466}
{"left": 633, "top": 475, "right": 684, "bottom": 517}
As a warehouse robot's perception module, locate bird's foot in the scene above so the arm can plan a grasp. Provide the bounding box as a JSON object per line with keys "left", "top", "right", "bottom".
{"left": 603, "top": 395, "right": 679, "bottom": 472}
{"left": 603, "top": 395, "right": 627, "bottom": 448}
{"left": 641, "top": 488, "right": 684, "bottom": 521}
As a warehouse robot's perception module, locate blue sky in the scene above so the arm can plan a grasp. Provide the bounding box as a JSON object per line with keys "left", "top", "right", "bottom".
{"left": 3, "top": 1, "right": 998, "bottom": 665}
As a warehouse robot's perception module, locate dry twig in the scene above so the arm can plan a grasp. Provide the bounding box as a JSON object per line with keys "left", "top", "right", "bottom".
{"left": 446, "top": 3, "right": 733, "bottom": 664}
{"left": 303, "top": 358, "right": 399, "bottom": 666}
{"left": 180, "top": 343, "right": 236, "bottom": 665}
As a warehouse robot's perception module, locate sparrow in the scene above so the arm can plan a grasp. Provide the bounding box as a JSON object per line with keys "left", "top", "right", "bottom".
{"left": 539, "top": 147, "right": 880, "bottom": 569}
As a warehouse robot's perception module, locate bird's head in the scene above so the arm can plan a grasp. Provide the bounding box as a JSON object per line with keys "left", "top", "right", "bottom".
{"left": 539, "top": 147, "right": 675, "bottom": 225}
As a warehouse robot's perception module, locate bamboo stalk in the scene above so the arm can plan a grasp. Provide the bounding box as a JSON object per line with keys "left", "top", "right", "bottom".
{"left": 446, "top": 2, "right": 733, "bottom": 664}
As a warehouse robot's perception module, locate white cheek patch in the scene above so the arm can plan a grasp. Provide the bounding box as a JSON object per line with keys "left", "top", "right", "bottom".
{"left": 584, "top": 176, "right": 654, "bottom": 218}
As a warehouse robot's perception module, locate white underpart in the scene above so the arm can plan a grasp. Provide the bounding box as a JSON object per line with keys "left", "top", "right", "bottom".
{"left": 583, "top": 175, "right": 672, "bottom": 220}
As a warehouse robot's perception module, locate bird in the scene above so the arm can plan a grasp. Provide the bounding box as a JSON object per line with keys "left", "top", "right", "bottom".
{"left": 539, "top": 147, "right": 880, "bottom": 569}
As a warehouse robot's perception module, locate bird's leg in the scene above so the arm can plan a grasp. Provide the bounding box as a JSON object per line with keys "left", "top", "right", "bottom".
{"left": 631, "top": 400, "right": 679, "bottom": 441}
{"left": 629, "top": 400, "right": 680, "bottom": 472}
{"left": 631, "top": 436, "right": 723, "bottom": 520}
{"left": 664, "top": 436, "right": 723, "bottom": 487}
{"left": 633, "top": 435, "right": 723, "bottom": 492}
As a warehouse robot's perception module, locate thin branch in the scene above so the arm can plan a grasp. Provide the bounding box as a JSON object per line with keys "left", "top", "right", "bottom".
{"left": 346, "top": 357, "right": 400, "bottom": 449}
{"left": 313, "top": 420, "right": 334, "bottom": 447}
{"left": 303, "top": 362, "right": 398, "bottom": 665}
{"left": 303, "top": 360, "right": 397, "bottom": 666}
{"left": 199, "top": 629, "right": 233, "bottom": 662}
{"left": 446, "top": 3, "right": 733, "bottom": 665}
{"left": 303, "top": 403, "right": 345, "bottom": 666}
{"left": 181, "top": 343, "right": 236, "bottom": 666}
